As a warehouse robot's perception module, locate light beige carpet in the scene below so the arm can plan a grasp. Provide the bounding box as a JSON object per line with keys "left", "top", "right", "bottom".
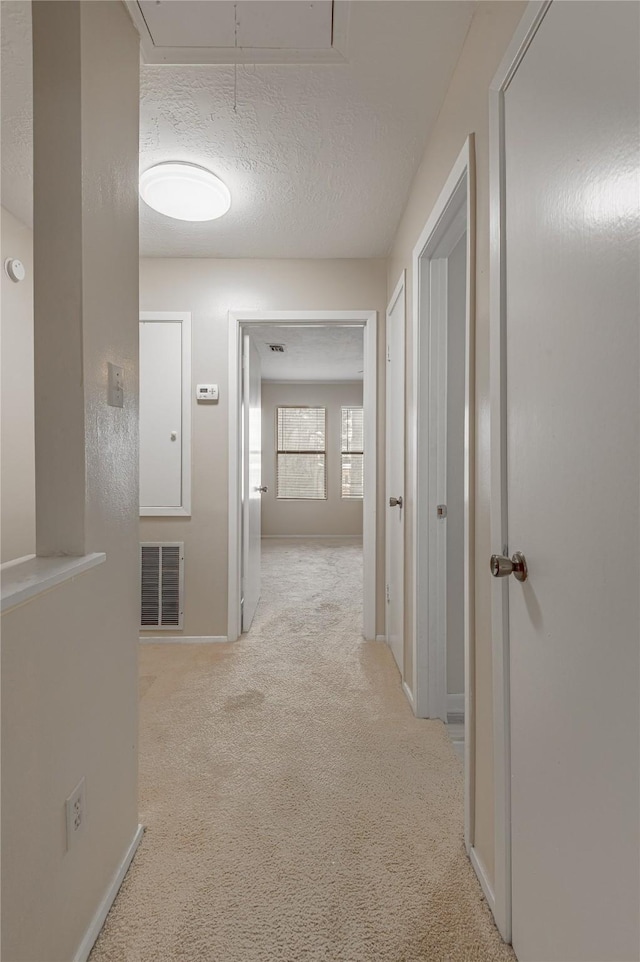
{"left": 90, "top": 539, "right": 514, "bottom": 962}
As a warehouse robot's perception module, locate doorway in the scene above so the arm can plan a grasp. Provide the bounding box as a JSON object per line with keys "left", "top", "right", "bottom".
{"left": 228, "top": 310, "right": 377, "bottom": 643}
{"left": 411, "top": 137, "right": 475, "bottom": 851}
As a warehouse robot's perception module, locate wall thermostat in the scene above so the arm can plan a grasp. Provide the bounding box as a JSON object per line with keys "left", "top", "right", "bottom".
{"left": 196, "top": 384, "right": 219, "bottom": 401}
{"left": 4, "top": 258, "right": 26, "bottom": 283}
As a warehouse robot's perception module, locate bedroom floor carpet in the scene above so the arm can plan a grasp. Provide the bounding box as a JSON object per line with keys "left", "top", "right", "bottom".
{"left": 90, "top": 538, "right": 514, "bottom": 962}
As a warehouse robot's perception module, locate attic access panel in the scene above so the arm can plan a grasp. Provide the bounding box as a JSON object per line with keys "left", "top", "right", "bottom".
{"left": 128, "top": 0, "right": 349, "bottom": 64}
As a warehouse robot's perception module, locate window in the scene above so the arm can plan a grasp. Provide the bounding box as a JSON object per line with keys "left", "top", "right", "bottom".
{"left": 277, "top": 407, "right": 327, "bottom": 500}
{"left": 341, "top": 406, "right": 364, "bottom": 499}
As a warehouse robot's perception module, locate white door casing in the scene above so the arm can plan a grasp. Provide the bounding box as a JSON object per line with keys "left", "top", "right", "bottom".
{"left": 228, "top": 310, "right": 377, "bottom": 643}
{"left": 490, "top": 1, "right": 640, "bottom": 954}
{"left": 385, "top": 272, "right": 406, "bottom": 677}
{"left": 241, "top": 335, "right": 262, "bottom": 631}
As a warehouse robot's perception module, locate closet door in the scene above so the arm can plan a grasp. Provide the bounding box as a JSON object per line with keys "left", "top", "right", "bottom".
{"left": 139, "top": 313, "right": 191, "bottom": 516}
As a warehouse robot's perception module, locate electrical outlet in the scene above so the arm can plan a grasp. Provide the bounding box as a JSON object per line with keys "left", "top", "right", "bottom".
{"left": 65, "top": 777, "right": 86, "bottom": 850}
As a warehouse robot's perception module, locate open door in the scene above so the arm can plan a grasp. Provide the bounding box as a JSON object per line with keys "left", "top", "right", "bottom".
{"left": 241, "top": 335, "right": 263, "bottom": 631}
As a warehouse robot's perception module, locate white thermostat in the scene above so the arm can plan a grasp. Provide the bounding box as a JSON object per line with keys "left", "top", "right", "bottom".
{"left": 196, "top": 384, "right": 219, "bottom": 401}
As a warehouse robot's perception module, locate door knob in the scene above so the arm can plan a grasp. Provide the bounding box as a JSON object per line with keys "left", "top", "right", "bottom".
{"left": 490, "top": 551, "right": 528, "bottom": 583}
{"left": 389, "top": 496, "right": 403, "bottom": 508}
{"left": 255, "top": 485, "right": 268, "bottom": 493}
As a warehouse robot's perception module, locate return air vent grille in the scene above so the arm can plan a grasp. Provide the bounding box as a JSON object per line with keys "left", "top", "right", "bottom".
{"left": 140, "top": 542, "right": 184, "bottom": 630}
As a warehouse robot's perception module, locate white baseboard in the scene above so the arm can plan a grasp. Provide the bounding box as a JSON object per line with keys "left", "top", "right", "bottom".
{"left": 261, "top": 535, "right": 363, "bottom": 541}
{"left": 469, "top": 845, "right": 496, "bottom": 914}
{"left": 375, "top": 634, "right": 386, "bottom": 642}
{"left": 447, "top": 693, "right": 464, "bottom": 715}
{"left": 402, "top": 680, "right": 416, "bottom": 712}
{"left": 139, "top": 635, "right": 229, "bottom": 644}
{"left": 73, "top": 823, "right": 144, "bottom": 962}
{"left": 0, "top": 552, "right": 36, "bottom": 571}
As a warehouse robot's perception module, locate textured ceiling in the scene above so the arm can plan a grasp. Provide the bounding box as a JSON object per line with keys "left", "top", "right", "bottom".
{"left": 250, "top": 325, "right": 363, "bottom": 381}
{"left": 1, "top": 2, "right": 31, "bottom": 229}
{"left": 1, "top": 0, "right": 475, "bottom": 258}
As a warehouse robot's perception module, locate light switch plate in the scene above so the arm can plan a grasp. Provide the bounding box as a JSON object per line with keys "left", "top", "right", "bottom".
{"left": 107, "top": 362, "right": 124, "bottom": 408}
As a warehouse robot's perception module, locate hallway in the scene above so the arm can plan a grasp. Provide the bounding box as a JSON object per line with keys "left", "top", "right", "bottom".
{"left": 90, "top": 540, "right": 512, "bottom": 961}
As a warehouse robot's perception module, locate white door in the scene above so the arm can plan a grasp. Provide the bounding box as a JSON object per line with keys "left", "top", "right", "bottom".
{"left": 503, "top": 4, "right": 639, "bottom": 959}
{"left": 241, "top": 335, "right": 263, "bottom": 631}
{"left": 139, "top": 320, "right": 183, "bottom": 508}
{"left": 385, "top": 276, "right": 405, "bottom": 675}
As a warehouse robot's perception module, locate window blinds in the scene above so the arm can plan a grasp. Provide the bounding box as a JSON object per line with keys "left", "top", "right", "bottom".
{"left": 341, "top": 406, "right": 364, "bottom": 499}
{"left": 277, "top": 407, "right": 327, "bottom": 500}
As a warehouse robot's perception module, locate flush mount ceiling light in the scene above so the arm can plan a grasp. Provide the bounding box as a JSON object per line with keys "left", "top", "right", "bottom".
{"left": 139, "top": 162, "right": 231, "bottom": 222}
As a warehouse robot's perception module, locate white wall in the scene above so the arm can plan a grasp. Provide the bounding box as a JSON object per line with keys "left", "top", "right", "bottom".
{"left": 139, "top": 258, "right": 387, "bottom": 638}
{"left": 261, "top": 381, "right": 363, "bottom": 538}
{"left": 1, "top": 4, "right": 140, "bottom": 959}
{"left": 1, "top": 206, "right": 35, "bottom": 563}
{"left": 387, "top": 0, "right": 527, "bottom": 887}
{"left": 446, "top": 233, "right": 466, "bottom": 700}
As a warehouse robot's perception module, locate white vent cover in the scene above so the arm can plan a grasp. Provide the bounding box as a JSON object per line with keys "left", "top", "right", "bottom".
{"left": 140, "top": 542, "right": 184, "bottom": 630}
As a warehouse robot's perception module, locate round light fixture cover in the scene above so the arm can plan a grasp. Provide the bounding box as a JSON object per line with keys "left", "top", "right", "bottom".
{"left": 139, "top": 162, "right": 231, "bottom": 222}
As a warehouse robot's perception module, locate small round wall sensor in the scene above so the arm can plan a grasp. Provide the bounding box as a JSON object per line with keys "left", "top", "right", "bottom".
{"left": 4, "top": 258, "right": 26, "bottom": 283}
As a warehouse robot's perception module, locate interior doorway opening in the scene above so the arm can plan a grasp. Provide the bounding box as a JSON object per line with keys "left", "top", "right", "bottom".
{"left": 228, "top": 311, "right": 377, "bottom": 644}
{"left": 411, "top": 137, "right": 475, "bottom": 852}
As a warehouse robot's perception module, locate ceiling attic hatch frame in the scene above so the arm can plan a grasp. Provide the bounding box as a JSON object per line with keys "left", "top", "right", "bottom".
{"left": 125, "top": 1, "right": 350, "bottom": 65}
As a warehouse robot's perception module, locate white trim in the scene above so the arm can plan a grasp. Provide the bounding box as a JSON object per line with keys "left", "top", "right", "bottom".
{"left": 410, "top": 135, "right": 476, "bottom": 854}
{"left": 261, "top": 535, "right": 362, "bottom": 541}
{"left": 139, "top": 312, "right": 192, "bottom": 518}
{"left": 1, "top": 553, "right": 106, "bottom": 613}
{"left": 0, "top": 553, "right": 37, "bottom": 570}
{"left": 469, "top": 845, "right": 496, "bottom": 915}
{"left": 489, "top": 2, "right": 551, "bottom": 943}
{"left": 402, "top": 680, "right": 415, "bottom": 711}
{"left": 375, "top": 634, "right": 386, "bottom": 643}
{"left": 139, "top": 635, "right": 229, "bottom": 644}
{"left": 72, "top": 824, "right": 144, "bottom": 962}
{"left": 228, "top": 310, "right": 377, "bottom": 643}
{"left": 447, "top": 693, "right": 464, "bottom": 715}
{"left": 262, "top": 379, "right": 363, "bottom": 386}
{"left": 384, "top": 270, "right": 406, "bottom": 678}
{"left": 125, "top": 0, "right": 350, "bottom": 65}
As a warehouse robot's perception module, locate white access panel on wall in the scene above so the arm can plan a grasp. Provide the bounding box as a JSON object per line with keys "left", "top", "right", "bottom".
{"left": 139, "top": 312, "right": 191, "bottom": 516}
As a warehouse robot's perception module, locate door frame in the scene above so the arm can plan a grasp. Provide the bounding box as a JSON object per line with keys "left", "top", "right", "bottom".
{"left": 489, "top": 0, "right": 552, "bottom": 943}
{"left": 228, "top": 309, "right": 378, "bottom": 643}
{"left": 385, "top": 271, "right": 406, "bottom": 676}
{"left": 410, "top": 136, "right": 476, "bottom": 850}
